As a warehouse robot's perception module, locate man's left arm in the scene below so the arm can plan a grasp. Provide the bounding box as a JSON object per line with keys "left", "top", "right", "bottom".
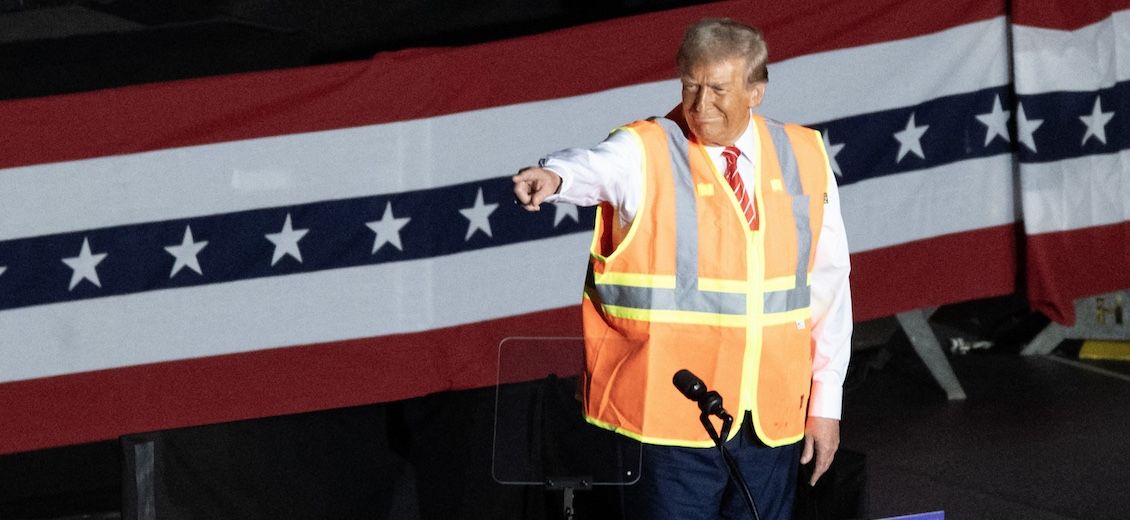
{"left": 801, "top": 157, "right": 853, "bottom": 486}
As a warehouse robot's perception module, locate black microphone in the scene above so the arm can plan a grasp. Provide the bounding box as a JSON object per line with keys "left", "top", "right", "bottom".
{"left": 672, "top": 369, "right": 727, "bottom": 417}
{"left": 672, "top": 369, "right": 760, "bottom": 520}
{"left": 672, "top": 369, "right": 706, "bottom": 401}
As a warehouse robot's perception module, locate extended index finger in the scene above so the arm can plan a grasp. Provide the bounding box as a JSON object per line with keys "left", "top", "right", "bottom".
{"left": 512, "top": 165, "right": 543, "bottom": 181}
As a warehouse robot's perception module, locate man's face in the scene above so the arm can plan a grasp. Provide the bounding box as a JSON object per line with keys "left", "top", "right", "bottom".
{"left": 680, "top": 57, "right": 765, "bottom": 146}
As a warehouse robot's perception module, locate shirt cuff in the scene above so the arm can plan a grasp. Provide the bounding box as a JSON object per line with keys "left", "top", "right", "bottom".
{"left": 808, "top": 380, "right": 843, "bottom": 420}
{"left": 538, "top": 161, "right": 567, "bottom": 203}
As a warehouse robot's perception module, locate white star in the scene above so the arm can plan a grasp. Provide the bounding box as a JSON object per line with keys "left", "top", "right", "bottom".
{"left": 893, "top": 112, "right": 929, "bottom": 163}
{"left": 1080, "top": 96, "right": 1115, "bottom": 146}
{"left": 62, "top": 237, "right": 108, "bottom": 290}
{"left": 164, "top": 225, "right": 208, "bottom": 278}
{"left": 553, "top": 203, "right": 579, "bottom": 227}
{"left": 366, "top": 201, "right": 411, "bottom": 253}
{"left": 0, "top": 265, "right": 6, "bottom": 278}
{"left": 1016, "top": 102, "right": 1043, "bottom": 153}
{"left": 975, "top": 95, "right": 1011, "bottom": 146}
{"left": 265, "top": 213, "right": 308, "bottom": 266}
{"left": 822, "top": 130, "right": 845, "bottom": 177}
{"left": 459, "top": 188, "right": 499, "bottom": 241}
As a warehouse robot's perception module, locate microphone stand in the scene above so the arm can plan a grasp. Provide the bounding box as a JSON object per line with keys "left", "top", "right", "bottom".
{"left": 696, "top": 394, "right": 760, "bottom": 520}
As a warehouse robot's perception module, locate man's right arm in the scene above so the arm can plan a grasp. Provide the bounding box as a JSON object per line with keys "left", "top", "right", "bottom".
{"left": 511, "top": 129, "right": 642, "bottom": 223}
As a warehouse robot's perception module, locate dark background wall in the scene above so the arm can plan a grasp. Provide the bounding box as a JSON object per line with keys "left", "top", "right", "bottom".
{"left": 0, "top": 0, "right": 710, "bottom": 100}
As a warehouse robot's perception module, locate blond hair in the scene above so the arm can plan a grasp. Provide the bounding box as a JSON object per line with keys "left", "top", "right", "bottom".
{"left": 676, "top": 18, "right": 768, "bottom": 84}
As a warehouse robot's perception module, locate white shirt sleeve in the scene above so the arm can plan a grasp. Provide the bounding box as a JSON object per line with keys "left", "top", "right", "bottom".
{"left": 807, "top": 163, "right": 854, "bottom": 420}
{"left": 539, "top": 129, "right": 642, "bottom": 228}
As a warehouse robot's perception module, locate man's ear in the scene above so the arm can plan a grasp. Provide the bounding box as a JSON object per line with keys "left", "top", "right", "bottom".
{"left": 748, "top": 82, "right": 767, "bottom": 109}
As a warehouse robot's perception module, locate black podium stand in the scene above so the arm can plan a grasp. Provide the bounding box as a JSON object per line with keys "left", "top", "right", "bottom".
{"left": 492, "top": 337, "right": 642, "bottom": 520}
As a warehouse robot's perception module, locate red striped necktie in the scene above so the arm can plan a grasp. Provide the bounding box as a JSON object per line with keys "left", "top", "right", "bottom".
{"left": 722, "top": 146, "right": 758, "bottom": 230}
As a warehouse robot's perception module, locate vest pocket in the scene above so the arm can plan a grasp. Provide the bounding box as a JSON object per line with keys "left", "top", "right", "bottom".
{"left": 757, "top": 319, "right": 814, "bottom": 439}
{"left": 760, "top": 192, "right": 803, "bottom": 273}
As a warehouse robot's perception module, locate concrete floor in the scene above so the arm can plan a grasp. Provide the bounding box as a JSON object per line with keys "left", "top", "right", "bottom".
{"left": 841, "top": 341, "right": 1130, "bottom": 519}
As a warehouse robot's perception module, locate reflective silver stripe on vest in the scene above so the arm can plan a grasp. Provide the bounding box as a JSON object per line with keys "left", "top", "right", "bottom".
{"left": 589, "top": 117, "right": 813, "bottom": 317}
{"left": 764, "top": 120, "right": 813, "bottom": 306}
{"left": 655, "top": 118, "right": 703, "bottom": 299}
{"left": 764, "top": 286, "right": 809, "bottom": 314}
{"left": 586, "top": 271, "right": 747, "bottom": 314}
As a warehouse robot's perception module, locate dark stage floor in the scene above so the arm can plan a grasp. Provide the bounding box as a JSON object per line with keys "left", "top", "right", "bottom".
{"left": 842, "top": 342, "right": 1130, "bottom": 519}
{"left": 3, "top": 320, "right": 1128, "bottom": 520}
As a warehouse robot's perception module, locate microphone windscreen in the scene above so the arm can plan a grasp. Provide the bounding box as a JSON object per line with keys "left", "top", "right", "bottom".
{"left": 672, "top": 369, "right": 706, "bottom": 401}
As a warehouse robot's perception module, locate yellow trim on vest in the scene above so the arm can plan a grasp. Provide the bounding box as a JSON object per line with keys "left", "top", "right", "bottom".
{"left": 593, "top": 271, "right": 676, "bottom": 289}
{"left": 590, "top": 127, "right": 650, "bottom": 265}
{"left": 591, "top": 273, "right": 797, "bottom": 294}
{"left": 759, "top": 430, "right": 805, "bottom": 448}
{"left": 583, "top": 415, "right": 719, "bottom": 448}
{"left": 589, "top": 206, "right": 605, "bottom": 260}
{"left": 586, "top": 297, "right": 748, "bottom": 327}
{"left": 587, "top": 393, "right": 809, "bottom": 447}
{"left": 742, "top": 115, "right": 768, "bottom": 441}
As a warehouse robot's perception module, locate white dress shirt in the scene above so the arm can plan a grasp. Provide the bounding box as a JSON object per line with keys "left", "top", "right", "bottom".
{"left": 541, "top": 115, "right": 854, "bottom": 420}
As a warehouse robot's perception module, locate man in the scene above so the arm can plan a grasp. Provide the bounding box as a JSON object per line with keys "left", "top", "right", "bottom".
{"left": 513, "top": 18, "right": 852, "bottom": 520}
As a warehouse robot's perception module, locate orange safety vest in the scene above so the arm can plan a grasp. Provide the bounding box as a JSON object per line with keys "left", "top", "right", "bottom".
{"left": 580, "top": 114, "right": 830, "bottom": 448}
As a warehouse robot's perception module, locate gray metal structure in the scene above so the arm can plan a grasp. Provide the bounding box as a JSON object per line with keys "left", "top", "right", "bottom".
{"left": 1022, "top": 289, "right": 1130, "bottom": 355}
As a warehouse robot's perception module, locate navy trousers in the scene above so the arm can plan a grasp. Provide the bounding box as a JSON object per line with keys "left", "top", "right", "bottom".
{"left": 621, "top": 412, "right": 800, "bottom": 520}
